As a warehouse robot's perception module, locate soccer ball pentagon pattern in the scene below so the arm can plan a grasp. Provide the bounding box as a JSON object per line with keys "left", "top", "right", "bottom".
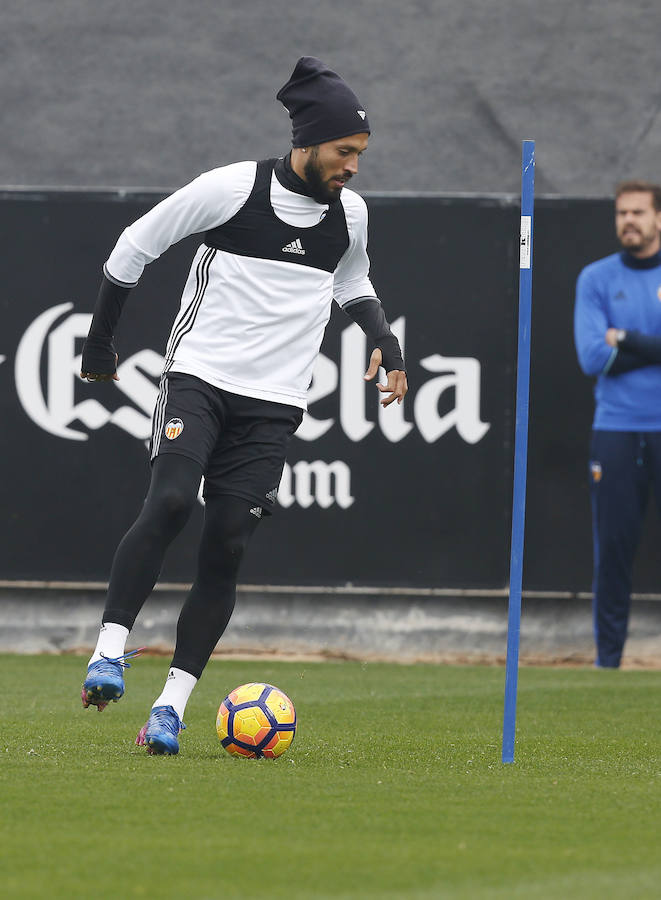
{"left": 216, "top": 683, "right": 297, "bottom": 759}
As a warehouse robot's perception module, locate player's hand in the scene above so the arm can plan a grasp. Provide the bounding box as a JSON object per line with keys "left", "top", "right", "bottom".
{"left": 80, "top": 332, "right": 119, "bottom": 381}
{"left": 80, "top": 353, "right": 120, "bottom": 382}
{"left": 364, "top": 348, "right": 408, "bottom": 407}
{"left": 605, "top": 328, "right": 619, "bottom": 348}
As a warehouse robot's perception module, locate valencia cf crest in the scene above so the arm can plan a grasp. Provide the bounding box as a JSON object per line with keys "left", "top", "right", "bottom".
{"left": 165, "top": 417, "right": 184, "bottom": 440}
{"left": 590, "top": 461, "right": 602, "bottom": 483}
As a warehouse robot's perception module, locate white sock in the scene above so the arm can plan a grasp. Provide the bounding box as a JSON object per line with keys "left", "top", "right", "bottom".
{"left": 152, "top": 668, "right": 198, "bottom": 721}
{"left": 88, "top": 623, "right": 130, "bottom": 667}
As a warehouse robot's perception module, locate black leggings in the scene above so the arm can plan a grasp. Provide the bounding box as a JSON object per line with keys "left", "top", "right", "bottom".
{"left": 103, "top": 454, "right": 261, "bottom": 678}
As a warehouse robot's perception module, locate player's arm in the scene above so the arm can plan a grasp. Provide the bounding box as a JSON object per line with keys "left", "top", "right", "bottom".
{"left": 80, "top": 273, "right": 131, "bottom": 381}
{"left": 574, "top": 267, "right": 650, "bottom": 378}
{"left": 80, "top": 163, "right": 256, "bottom": 381}
{"left": 603, "top": 329, "right": 661, "bottom": 376}
{"left": 574, "top": 269, "right": 615, "bottom": 376}
{"left": 341, "top": 297, "right": 408, "bottom": 406}
{"left": 333, "top": 193, "right": 407, "bottom": 406}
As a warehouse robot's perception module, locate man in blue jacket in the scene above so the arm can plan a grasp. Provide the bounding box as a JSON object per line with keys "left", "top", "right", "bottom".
{"left": 574, "top": 180, "right": 661, "bottom": 667}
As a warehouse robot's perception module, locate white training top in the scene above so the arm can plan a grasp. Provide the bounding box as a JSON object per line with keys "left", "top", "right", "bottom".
{"left": 104, "top": 160, "right": 376, "bottom": 409}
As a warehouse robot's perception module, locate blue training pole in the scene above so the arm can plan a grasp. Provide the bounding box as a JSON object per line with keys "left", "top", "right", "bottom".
{"left": 502, "top": 140, "right": 535, "bottom": 764}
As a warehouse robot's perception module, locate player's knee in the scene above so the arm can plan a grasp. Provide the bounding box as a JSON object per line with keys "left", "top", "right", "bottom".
{"left": 217, "top": 532, "right": 250, "bottom": 575}
{"left": 152, "top": 484, "right": 197, "bottom": 525}
{"left": 198, "top": 498, "right": 261, "bottom": 578}
{"left": 145, "top": 454, "right": 203, "bottom": 527}
{"left": 200, "top": 520, "right": 253, "bottom": 580}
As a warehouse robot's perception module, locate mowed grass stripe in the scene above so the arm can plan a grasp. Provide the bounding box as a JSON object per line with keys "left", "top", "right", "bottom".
{"left": 1, "top": 655, "right": 659, "bottom": 899}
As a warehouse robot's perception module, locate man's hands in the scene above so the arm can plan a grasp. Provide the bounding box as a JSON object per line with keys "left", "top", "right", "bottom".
{"left": 80, "top": 353, "right": 120, "bottom": 382}
{"left": 364, "top": 348, "right": 408, "bottom": 406}
{"left": 605, "top": 328, "right": 624, "bottom": 348}
{"left": 80, "top": 332, "right": 120, "bottom": 382}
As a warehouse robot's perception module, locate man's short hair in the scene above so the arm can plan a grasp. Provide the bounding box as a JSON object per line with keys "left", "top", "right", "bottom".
{"left": 615, "top": 180, "right": 661, "bottom": 212}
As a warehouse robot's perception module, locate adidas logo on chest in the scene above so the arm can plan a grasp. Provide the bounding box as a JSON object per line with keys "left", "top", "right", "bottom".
{"left": 282, "top": 238, "right": 306, "bottom": 255}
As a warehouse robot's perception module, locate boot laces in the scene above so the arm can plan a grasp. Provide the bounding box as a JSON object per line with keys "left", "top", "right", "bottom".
{"left": 150, "top": 705, "right": 186, "bottom": 734}
{"left": 98, "top": 647, "right": 146, "bottom": 670}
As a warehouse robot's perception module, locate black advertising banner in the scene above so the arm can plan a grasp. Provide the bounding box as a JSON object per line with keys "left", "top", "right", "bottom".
{"left": 2, "top": 190, "right": 657, "bottom": 591}
{"left": 0, "top": 190, "right": 513, "bottom": 587}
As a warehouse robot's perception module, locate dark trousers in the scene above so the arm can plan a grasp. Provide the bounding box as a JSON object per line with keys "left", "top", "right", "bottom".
{"left": 589, "top": 430, "right": 661, "bottom": 667}
{"left": 103, "top": 455, "right": 261, "bottom": 679}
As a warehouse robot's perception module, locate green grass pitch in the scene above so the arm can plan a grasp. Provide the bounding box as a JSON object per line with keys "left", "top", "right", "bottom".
{"left": 2, "top": 654, "right": 660, "bottom": 899}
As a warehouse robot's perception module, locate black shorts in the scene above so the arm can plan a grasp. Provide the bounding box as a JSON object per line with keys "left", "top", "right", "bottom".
{"left": 150, "top": 373, "right": 303, "bottom": 514}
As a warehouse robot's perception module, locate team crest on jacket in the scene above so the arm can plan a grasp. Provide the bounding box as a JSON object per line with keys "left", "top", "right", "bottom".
{"left": 165, "top": 418, "right": 184, "bottom": 440}
{"left": 590, "top": 461, "right": 602, "bottom": 483}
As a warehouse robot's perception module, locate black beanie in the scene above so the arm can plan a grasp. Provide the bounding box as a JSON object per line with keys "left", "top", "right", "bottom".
{"left": 276, "top": 57, "right": 370, "bottom": 148}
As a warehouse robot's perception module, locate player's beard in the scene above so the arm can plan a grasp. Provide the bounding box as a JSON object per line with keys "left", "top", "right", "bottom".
{"left": 618, "top": 223, "right": 659, "bottom": 255}
{"left": 303, "top": 150, "right": 349, "bottom": 204}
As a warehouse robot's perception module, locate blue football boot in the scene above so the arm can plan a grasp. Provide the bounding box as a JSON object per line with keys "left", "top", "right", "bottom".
{"left": 136, "top": 705, "right": 186, "bottom": 755}
{"left": 81, "top": 648, "right": 143, "bottom": 712}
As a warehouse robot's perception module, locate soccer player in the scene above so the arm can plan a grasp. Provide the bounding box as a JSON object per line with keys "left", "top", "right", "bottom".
{"left": 79, "top": 57, "right": 408, "bottom": 753}
{"left": 574, "top": 180, "right": 661, "bottom": 668}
